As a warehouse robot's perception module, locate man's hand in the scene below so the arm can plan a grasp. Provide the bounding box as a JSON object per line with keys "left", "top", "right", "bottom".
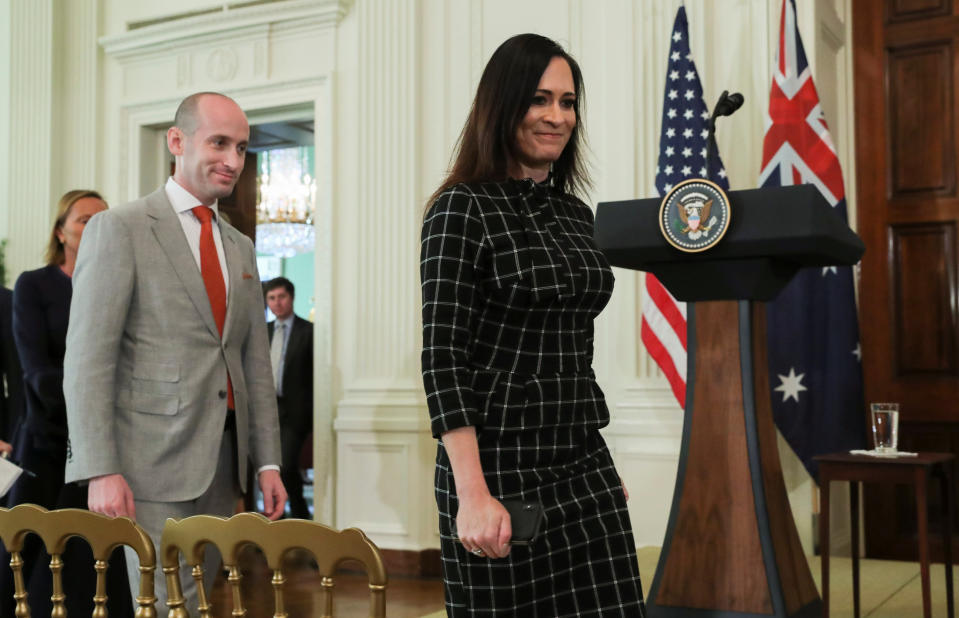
{"left": 88, "top": 473, "right": 136, "bottom": 519}
{"left": 258, "top": 469, "right": 287, "bottom": 520}
{"left": 0, "top": 440, "right": 12, "bottom": 457}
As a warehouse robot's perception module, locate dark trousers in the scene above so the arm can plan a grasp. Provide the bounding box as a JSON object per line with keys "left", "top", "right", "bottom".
{"left": 280, "top": 424, "right": 310, "bottom": 519}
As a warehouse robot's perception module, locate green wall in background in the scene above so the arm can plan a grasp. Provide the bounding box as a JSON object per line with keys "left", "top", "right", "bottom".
{"left": 283, "top": 251, "right": 315, "bottom": 320}
{"left": 257, "top": 251, "right": 315, "bottom": 322}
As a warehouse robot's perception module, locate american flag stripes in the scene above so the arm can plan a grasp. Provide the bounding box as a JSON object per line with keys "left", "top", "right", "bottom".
{"left": 641, "top": 5, "right": 729, "bottom": 408}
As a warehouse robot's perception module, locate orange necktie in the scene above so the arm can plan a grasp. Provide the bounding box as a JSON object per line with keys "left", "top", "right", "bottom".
{"left": 192, "top": 206, "right": 234, "bottom": 410}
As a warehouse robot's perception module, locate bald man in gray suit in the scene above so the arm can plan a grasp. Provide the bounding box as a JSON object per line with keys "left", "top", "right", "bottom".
{"left": 63, "top": 92, "right": 286, "bottom": 612}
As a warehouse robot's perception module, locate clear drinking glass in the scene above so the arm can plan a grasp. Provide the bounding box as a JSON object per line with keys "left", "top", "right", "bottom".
{"left": 870, "top": 402, "right": 900, "bottom": 454}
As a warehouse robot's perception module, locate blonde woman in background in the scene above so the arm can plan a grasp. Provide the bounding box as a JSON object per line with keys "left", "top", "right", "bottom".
{"left": 0, "top": 190, "right": 132, "bottom": 616}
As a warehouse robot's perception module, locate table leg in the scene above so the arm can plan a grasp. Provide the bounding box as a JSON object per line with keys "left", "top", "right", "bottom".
{"left": 917, "top": 468, "right": 932, "bottom": 618}
{"left": 942, "top": 462, "right": 955, "bottom": 618}
{"left": 850, "top": 481, "right": 860, "bottom": 618}
{"left": 820, "top": 476, "right": 831, "bottom": 618}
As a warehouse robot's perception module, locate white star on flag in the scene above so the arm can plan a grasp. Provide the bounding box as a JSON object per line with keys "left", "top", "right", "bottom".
{"left": 682, "top": 147, "right": 692, "bottom": 157}
{"left": 665, "top": 146, "right": 675, "bottom": 156}
{"left": 683, "top": 109, "right": 693, "bottom": 119}
{"left": 684, "top": 89, "right": 694, "bottom": 100}
{"left": 700, "top": 128, "right": 709, "bottom": 139}
{"left": 683, "top": 128, "right": 693, "bottom": 138}
{"left": 699, "top": 167, "right": 706, "bottom": 175}
{"left": 667, "top": 108, "right": 677, "bottom": 118}
{"left": 853, "top": 343, "right": 861, "bottom": 361}
{"left": 718, "top": 168, "right": 727, "bottom": 178}
{"left": 681, "top": 165, "right": 692, "bottom": 176}
{"left": 664, "top": 165, "right": 674, "bottom": 175}
{"left": 701, "top": 110, "right": 710, "bottom": 120}
{"left": 775, "top": 368, "right": 808, "bottom": 403}
{"left": 666, "top": 128, "right": 676, "bottom": 138}
{"left": 669, "top": 89, "right": 678, "bottom": 100}
{"left": 671, "top": 51, "right": 680, "bottom": 61}
{"left": 673, "top": 31, "right": 682, "bottom": 42}
{"left": 670, "top": 71, "right": 679, "bottom": 81}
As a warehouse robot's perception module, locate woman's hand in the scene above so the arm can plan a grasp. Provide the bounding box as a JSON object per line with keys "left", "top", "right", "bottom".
{"left": 456, "top": 493, "right": 512, "bottom": 559}
{"left": 440, "top": 426, "right": 512, "bottom": 559}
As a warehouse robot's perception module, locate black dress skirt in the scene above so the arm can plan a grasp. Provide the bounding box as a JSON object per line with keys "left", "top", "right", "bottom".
{"left": 421, "top": 179, "right": 647, "bottom": 617}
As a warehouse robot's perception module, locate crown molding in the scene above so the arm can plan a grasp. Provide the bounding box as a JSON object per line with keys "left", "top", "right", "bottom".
{"left": 99, "top": 0, "right": 352, "bottom": 59}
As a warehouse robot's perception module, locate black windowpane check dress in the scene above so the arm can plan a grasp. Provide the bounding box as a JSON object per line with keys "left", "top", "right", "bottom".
{"left": 421, "top": 178, "right": 647, "bottom": 617}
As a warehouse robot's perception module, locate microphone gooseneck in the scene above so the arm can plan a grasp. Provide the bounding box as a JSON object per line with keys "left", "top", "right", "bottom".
{"left": 706, "top": 90, "right": 744, "bottom": 182}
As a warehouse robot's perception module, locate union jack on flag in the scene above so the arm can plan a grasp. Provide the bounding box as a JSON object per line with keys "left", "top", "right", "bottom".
{"left": 759, "top": 0, "right": 865, "bottom": 477}
{"left": 641, "top": 5, "right": 729, "bottom": 408}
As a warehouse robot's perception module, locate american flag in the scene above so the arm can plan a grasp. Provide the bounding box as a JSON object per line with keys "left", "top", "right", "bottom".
{"left": 641, "top": 5, "right": 729, "bottom": 408}
{"left": 759, "top": 0, "right": 865, "bottom": 477}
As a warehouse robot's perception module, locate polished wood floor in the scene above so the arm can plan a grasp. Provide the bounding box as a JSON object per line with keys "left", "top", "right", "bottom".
{"left": 207, "top": 548, "right": 445, "bottom": 617}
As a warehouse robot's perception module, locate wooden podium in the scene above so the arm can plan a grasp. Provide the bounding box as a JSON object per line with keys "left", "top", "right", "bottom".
{"left": 595, "top": 185, "right": 864, "bottom": 618}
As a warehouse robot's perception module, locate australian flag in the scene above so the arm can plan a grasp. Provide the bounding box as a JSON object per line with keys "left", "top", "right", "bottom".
{"left": 759, "top": 0, "right": 866, "bottom": 478}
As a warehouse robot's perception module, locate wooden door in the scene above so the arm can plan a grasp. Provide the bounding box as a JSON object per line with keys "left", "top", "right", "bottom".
{"left": 854, "top": 0, "right": 959, "bottom": 560}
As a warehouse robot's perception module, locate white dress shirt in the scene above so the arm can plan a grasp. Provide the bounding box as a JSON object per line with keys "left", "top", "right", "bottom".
{"left": 164, "top": 177, "right": 229, "bottom": 295}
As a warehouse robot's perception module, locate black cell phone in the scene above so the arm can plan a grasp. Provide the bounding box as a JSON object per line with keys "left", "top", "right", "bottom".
{"left": 451, "top": 500, "right": 545, "bottom": 546}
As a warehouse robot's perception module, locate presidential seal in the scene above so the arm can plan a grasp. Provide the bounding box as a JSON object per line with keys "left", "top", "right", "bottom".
{"left": 659, "top": 178, "right": 731, "bottom": 253}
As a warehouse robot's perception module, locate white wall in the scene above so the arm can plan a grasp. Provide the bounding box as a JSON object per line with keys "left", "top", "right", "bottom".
{"left": 0, "top": 0, "right": 856, "bottom": 557}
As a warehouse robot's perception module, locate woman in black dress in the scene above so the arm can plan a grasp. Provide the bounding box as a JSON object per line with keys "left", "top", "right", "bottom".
{"left": 3, "top": 189, "right": 132, "bottom": 615}
{"left": 420, "top": 34, "right": 646, "bottom": 616}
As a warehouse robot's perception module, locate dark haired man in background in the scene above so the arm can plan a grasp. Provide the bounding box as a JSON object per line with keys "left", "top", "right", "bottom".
{"left": 265, "top": 276, "right": 313, "bottom": 518}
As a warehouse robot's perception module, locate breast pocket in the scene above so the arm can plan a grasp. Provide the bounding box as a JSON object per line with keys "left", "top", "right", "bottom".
{"left": 117, "top": 361, "right": 180, "bottom": 416}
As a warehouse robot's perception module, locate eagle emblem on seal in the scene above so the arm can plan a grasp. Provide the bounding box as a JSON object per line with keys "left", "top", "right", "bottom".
{"left": 659, "top": 179, "right": 731, "bottom": 253}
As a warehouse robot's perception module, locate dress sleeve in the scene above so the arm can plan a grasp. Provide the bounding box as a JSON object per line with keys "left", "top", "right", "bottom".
{"left": 12, "top": 272, "right": 65, "bottom": 418}
{"left": 420, "top": 189, "right": 486, "bottom": 438}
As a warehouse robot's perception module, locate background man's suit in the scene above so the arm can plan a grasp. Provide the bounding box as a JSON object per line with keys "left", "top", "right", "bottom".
{"left": 63, "top": 186, "right": 281, "bottom": 606}
{"left": 268, "top": 315, "right": 313, "bottom": 518}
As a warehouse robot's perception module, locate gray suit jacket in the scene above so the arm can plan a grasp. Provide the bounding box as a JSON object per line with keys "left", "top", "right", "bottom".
{"left": 63, "top": 187, "right": 280, "bottom": 502}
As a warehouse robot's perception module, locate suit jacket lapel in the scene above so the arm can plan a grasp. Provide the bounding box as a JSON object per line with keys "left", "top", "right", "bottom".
{"left": 146, "top": 189, "right": 221, "bottom": 340}
{"left": 283, "top": 317, "right": 300, "bottom": 363}
{"left": 220, "top": 224, "right": 245, "bottom": 341}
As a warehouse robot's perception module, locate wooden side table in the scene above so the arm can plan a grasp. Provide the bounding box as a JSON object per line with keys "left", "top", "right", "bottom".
{"left": 814, "top": 452, "right": 956, "bottom": 618}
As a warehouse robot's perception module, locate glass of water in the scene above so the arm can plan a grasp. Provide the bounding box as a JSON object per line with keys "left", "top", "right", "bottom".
{"left": 870, "top": 402, "right": 900, "bottom": 454}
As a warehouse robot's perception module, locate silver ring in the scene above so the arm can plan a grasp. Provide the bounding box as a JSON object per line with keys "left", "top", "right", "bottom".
{"left": 471, "top": 548, "right": 485, "bottom": 557}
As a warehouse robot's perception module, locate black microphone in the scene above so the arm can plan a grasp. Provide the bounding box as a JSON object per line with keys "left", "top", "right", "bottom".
{"left": 706, "top": 90, "right": 744, "bottom": 181}
{"left": 713, "top": 91, "right": 745, "bottom": 118}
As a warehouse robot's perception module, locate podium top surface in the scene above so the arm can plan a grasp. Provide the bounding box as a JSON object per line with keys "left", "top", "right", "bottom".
{"left": 595, "top": 184, "right": 864, "bottom": 272}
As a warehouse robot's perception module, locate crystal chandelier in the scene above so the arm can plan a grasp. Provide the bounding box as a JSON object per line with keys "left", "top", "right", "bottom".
{"left": 255, "top": 147, "right": 316, "bottom": 257}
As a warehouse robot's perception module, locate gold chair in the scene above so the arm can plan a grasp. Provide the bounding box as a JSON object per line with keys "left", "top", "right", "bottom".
{"left": 160, "top": 512, "right": 387, "bottom": 617}
{"left": 0, "top": 503, "right": 157, "bottom": 617}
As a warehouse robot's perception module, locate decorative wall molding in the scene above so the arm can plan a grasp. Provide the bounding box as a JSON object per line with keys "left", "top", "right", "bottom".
{"left": 350, "top": 0, "right": 420, "bottom": 382}
{"left": 53, "top": 0, "right": 99, "bottom": 197}
{"left": 7, "top": 0, "right": 53, "bottom": 278}
{"left": 98, "top": 0, "right": 352, "bottom": 58}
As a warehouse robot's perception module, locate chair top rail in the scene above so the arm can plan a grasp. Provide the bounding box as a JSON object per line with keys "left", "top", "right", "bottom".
{"left": 0, "top": 504, "right": 156, "bottom": 565}
{"left": 160, "top": 512, "right": 387, "bottom": 585}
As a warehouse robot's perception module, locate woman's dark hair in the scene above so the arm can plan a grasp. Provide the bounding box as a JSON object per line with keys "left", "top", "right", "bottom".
{"left": 429, "top": 33, "right": 589, "bottom": 205}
